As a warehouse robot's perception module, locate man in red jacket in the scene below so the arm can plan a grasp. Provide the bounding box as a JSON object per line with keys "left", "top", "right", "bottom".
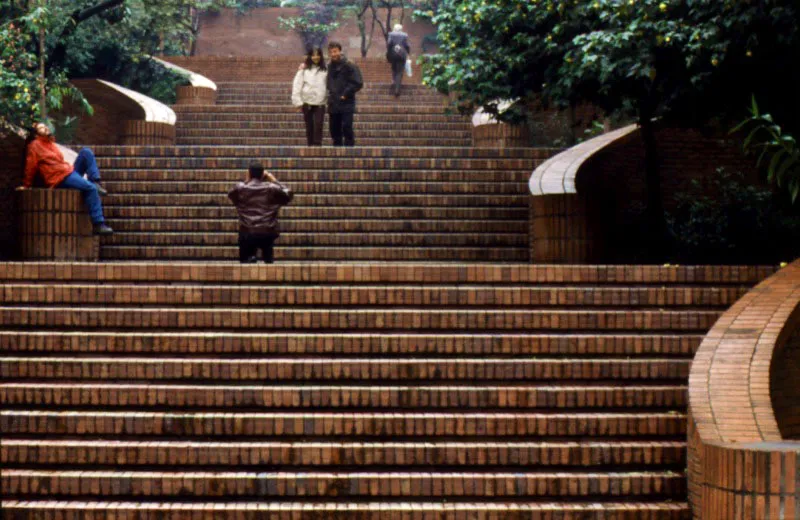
{"left": 21, "top": 122, "right": 113, "bottom": 235}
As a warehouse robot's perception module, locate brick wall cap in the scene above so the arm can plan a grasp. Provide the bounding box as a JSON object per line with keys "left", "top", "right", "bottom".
{"left": 529, "top": 124, "right": 638, "bottom": 196}
{"left": 472, "top": 100, "right": 516, "bottom": 127}
{"left": 150, "top": 56, "right": 217, "bottom": 91}
{"left": 96, "top": 79, "right": 176, "bottom": 125}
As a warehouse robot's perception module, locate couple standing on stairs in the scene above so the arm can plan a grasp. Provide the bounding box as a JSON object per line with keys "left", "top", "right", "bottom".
{"left": 292, "top": 41, "right": 363, "bottom": 146}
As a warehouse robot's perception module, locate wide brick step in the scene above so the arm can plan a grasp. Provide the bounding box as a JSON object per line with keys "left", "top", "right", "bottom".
{"left": 0, "top": 384, "right": 688, "bottom": 410}
{"left": 0, "top": 263, "right": 772, "bottom": 285}
{"left": 99, "top": 169, "right": 530, "bottom": 183}
{"left": 215, "top": 82, "right": 435, "bottom": 91}
{"left": 0, "top": 411, "right": 687, "bottom": 438}
{"left": 99, "top": 246, "right": 529, "bottom": 261}
{"left": 173, "top": 104, "right": 455, "bottom": 115}
{"left": 1, "top": 440, "right": 686, "bottom": 468}
{"left": 103, "top": 206, "right": 529, "bottom": 221}
{"left": 90, "top": 145, "right": 544, "bottom": 159}
{"left": 175, "top": 128, "right": 471, "bottom": 138}
{"left": 102, "top": 181, "right": 524, "bottom": 195}
{"left": 176, "top": 113, "right": 466, "bottom": 123}
{"left": 1, "top": 358, "right": 690, "bottom": 383}
{"left": 96, "top": 158, "right": 537, "bottom": 171}
{"left": 102, "top": 233, "right": 527, "bottom": 248}
{"left": 0, "top": 500, "right": 693, "bottom": 519}
{"left": 100, "top": 194, "right": 528, "bottom": 207}
{"left": 0, "top": 307, "right": 719, "bottom": 331}
{"left": 0, "top": 469, "right": 687, "bottom": 499}
{"left": 175, "top": 137, "right": 471, "bottom": 147}
{"left": 175, "top": 121, "right": 471, "bottom": 131}
{"left": 216, "top": 96, "right": 447, "bottom": 105}
{"left": 0, "top": 285, "right": 744, "bottom": 308}
{"left": 0, "top": 332, "right": 703, "bottom": 357}
{"left": 105, "top": 219, "right": 529, "bottom": 234}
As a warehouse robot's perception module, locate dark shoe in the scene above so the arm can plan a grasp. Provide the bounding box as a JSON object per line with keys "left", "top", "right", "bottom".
{"left": 93, "top": 223, "right": 113, "bottom": 235}
{"left": 241, "top": 256, "right": 258, "bottom": 264}
{"left": 93, "top": 182, "right": 108, "bottom": 196}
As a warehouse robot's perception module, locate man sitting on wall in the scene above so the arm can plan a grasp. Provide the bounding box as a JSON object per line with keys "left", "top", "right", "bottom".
{"left": 19, "top": 122, "right": 113, "bottom": 235}
{"left": 228, "top": 163, "right": 293, "bottom": 264}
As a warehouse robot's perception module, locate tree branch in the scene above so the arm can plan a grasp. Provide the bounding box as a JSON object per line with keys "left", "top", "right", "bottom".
{"left": 48, "top": 0, "right": 126, "bottom": 68}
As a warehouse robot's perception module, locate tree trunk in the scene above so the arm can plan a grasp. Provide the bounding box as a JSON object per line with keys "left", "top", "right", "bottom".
{"left": 639, "top": 116, "right": 667, "bottom": 259}
{"left": 38, "top": 0, "right": 46, "bottom": 119}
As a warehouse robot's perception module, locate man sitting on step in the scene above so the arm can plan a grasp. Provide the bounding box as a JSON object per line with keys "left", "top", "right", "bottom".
{"left": 228, "top": 163, "right": 293, "bottom": 264}
{"left": 20, "top": 121, "right": 113, "bottom": 235}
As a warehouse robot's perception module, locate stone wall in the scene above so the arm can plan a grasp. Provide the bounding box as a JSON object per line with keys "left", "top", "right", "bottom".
{"left": 195, "top": 7, "right": 436, "bottom": 58}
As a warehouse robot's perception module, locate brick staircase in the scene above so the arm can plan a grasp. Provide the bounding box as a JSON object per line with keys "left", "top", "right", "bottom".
{"left": 0, "top": 66, "right": 774, "bottom": 518}
{"left": 0, "top": 263, "right": 773, "bottom": 518}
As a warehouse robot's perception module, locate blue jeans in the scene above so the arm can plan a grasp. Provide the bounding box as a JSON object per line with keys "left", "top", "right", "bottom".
{"left": 57, "top": 150, "right": 105, "bottom": 224}
{"left": 72, "top": 147, "right": 101, "bottom": 182}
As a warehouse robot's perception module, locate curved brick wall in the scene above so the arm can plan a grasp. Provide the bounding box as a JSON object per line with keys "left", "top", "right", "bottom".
{"left": 688, "top": 259, "right": 800, "bottom": 519}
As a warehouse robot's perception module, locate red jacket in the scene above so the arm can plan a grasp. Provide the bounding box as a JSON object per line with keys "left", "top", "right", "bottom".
{"left": 24, "top": 136, "right": 73, "bottom": 188}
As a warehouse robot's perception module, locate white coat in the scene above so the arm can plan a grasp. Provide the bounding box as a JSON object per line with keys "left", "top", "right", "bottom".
{"left": 291, "top": 66, "right": 328, "bottom": 107}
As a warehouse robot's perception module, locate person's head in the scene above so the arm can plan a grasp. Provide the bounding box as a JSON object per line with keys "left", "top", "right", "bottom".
{"left": 328, "top": 41, "right": 343, "bottom": 62}
{"left": 249, "top": 163, "right": 264, "bottom": 180}
{"left": 305, "top": 47, "right": 326, "bottom": 70}
{"left": 393, "top": 24, "right": 403, "bottom": 32}
{"left": 33, "top": 121, "right": 52, "bottom": 138}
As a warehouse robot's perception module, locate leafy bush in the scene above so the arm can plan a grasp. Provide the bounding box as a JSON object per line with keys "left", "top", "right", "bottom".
{"left": 666, "top": 169, "right": 800, "bottom": 264}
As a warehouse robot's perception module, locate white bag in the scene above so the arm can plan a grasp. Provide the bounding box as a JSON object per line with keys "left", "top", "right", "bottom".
{"left": 405, "top": 58, "right": 412, "bottom": 77}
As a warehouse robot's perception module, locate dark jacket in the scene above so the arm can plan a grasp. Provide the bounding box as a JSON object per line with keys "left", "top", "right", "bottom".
{"left": 386, "top": 31, "right": 410, "bottom": 62}
{"left": 326, "top": 57, "right": 364, "bottom": 114}
{"left": 228, "top": 178, "right": 293, "bottom": 235}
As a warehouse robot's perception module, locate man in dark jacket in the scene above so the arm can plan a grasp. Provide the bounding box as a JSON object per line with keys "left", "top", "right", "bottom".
{"left": 386, "top": 24, "right": 410, "bottom": 97}
{"left": 228, "top": 163, "right": 293, "bottom": 263}
{"left": 326, "top": 41, "right": 364, "bottom": 147}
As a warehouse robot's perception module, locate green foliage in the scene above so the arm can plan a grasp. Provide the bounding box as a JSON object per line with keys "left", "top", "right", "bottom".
{"left": 732, "top": 97, "right": 800, "bottom": 203}
{"left": 666, "top": 169, "right": 800, "bottom": 264}
{"left": 419, "top": 1, "right": 798, "bottom": 127}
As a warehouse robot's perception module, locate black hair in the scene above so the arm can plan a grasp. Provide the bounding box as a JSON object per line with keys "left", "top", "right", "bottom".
{"left": 249, "top": 163, "right": 264, "bottom": 179}
{"left": 328, "top": 41, "right": 342, "bottom": 51}
{"left": 304, "top": 47, "right": 327, "bottom": 71}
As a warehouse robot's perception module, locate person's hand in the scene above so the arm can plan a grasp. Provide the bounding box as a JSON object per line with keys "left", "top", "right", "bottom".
{"left": 15, "top": 186, "right": 28, "bottom": 191}
{"left": 340, "top": 96, "right": 346, "bottom": 101}
{"left": 298, "top": 63, "right": 306, "bottom": 71}
{"left": 265, "top": 172, "right": 278, "bottom": 183}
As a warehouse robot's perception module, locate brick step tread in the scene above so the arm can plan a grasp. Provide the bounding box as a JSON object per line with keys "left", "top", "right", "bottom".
{"left": 103, "top": 207, "right": 530, "bottom": 220}
{"left": 176, "top": 114, "right": 467, "bottom": 122}
{"left": 0, "top": 500, "right": 693, "bottom": 519}
{"left": 174, "top": 122, "right": 472, "bottom": 130}
{"left": 0, "top": 307, "right": 719, "bottom": 331}
{"left": 0, "top": 284, "right": 744, "bottom": 307}
{"left": 173, "top": 105, "right": 456, "bottom": 114}
{"left": 99, "top": 247, "right": 530, "bottom": 262}
{"left": 0, "top": 384, "right": 688, "bottom": 410}
{"left": 0, "top": 411, "right": 688, "bottom": 437}
{"left": 100, "top": 194, "right": 528, "bottom": 207}
{"left": 101, "top": 233, "right": 528, "bottom": 248}
{"left": 104, "top": 220, "right": 530, "bottom": 233}
{"left": 1, "top": 358, "right": 691, "bottom": 382}
{"left": 215, "top": 99, "right": 447, "bottom": 105}
{"left": 1, "top": 469, "right": 686, "bottom": 498}
{"left": 0, "top": 263, "right": 773, "bottom": 284}
{"left": 99, "top": 170, "right": 530, "bottom": 181}
{"left": 101, "top": 181, "right": 526, "bottom": 195}
{"left": 176, "top": 138, "right": 472, "bottom": 147}
{"left": 0, "top": 332, "right": 704, "bottom": 356}
{"left": 96, "top": 159, "right": 537, "bottom": 170}
{"left": 175, "top": 129, "right": 472, "bottom": 137}
{"left": 1, "top": 439, "right": 686, "bottom": 467}
{"left": 89, "top": 146, "right": 547, "bottom": 159}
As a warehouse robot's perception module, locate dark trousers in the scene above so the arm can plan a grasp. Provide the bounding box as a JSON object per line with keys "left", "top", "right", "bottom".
{"left": 302, "top": 104, "right": 325, "bottom": 146}
{"left": 239, "top": 232, "right": 277, "bottom": 263}
{"left": 391, "top": 59, "right": 405, "bottom": 95}
{"left": 329, "top": 112, "right": 355, "bottom": 147}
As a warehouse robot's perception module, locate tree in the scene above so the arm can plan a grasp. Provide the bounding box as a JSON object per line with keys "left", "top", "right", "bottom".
{"left": 419, "top": 0, "right": 800, "bottom": 250}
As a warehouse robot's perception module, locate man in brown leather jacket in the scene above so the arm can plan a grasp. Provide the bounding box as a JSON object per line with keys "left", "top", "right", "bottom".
{"left": 227, "top": 163, "right": 293, "bottom": 263}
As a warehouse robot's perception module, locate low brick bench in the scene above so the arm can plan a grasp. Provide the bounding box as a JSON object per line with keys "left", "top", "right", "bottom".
{"left": 688, "top": 259, "right": 800, "bottom": 519}
{"left": 17, "top": 189, "right": 99, "bottom": 261}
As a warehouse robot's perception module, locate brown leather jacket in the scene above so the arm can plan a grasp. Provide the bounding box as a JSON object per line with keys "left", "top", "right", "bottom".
{"left": 228, "top": 178, "right": 293, "bottom": 234}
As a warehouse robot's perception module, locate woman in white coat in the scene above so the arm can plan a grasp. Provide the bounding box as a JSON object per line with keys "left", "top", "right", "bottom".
{"left": 292, "top": 48, "right": 328, "bottom": 146}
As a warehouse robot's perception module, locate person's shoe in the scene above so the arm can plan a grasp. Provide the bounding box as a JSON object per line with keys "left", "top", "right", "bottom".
{"left": 241, "top": 256, "right": 258, "bottom": 264}
{"left": 93, "top": 223, "right": 114, "bottom": 235}
{"left": 93, "top": 182, "right": 108, "bottom": 196}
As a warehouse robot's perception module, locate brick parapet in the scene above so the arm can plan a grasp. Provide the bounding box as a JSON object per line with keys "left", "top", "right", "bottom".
{"left": 687, "top": 259, "right": 800, "bottom": 519}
